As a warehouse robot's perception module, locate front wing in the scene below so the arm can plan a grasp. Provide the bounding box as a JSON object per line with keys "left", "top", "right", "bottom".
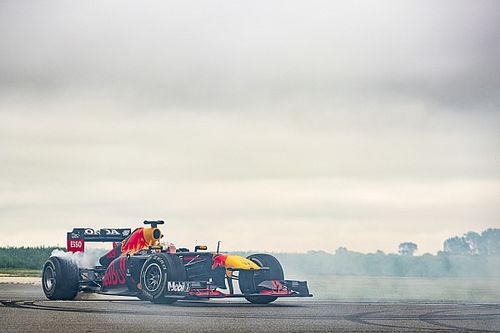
{"left": 162, "top": 280, "right": 312, "bottom": 300}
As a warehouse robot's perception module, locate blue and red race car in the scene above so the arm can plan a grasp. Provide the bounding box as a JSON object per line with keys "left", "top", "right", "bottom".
{"left": 42, "top": 220, "right": 312, "bottom": 304}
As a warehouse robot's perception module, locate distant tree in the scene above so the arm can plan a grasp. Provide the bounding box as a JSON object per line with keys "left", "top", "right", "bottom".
{"left": 443, "top": 229, "right": 500, "bottom": 256}
{"left": 335, "top": 246, "right": 349, "bottom": 255}
{"left": 481, "top": 229, "right": 500, "bottom": 255}
{"left": 443, "top": 236, "right": 470, "bottom": 255}
{"left": 398, "top": 242, "right": 417, "bottom": 256}
{"left": 464, "top": 232, "right": 481, "bottom": 255}
{"left": 307, "top": 250, "right": 328, "bottom": 255}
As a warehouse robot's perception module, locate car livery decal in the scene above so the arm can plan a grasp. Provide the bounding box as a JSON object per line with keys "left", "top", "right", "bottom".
{"left": 103, "top": 257, "right": 127, "bottom": 287}
{"left": 166, "top": 281, "right": 192, "bottom": 292}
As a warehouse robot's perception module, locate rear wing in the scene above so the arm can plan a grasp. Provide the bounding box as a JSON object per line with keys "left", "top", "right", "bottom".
{"left": 67, "top": 228, "right": 132, "bottom": 253}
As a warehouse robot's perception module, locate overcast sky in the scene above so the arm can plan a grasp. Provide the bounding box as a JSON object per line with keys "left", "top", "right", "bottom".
{"left": 1, "top": 0, "right": 499, "bottom": 253}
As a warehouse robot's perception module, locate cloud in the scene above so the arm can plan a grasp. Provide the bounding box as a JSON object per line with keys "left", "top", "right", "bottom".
{"left": 1, "top": 0, "right": 500, "bottom": 110}
{"left": 0, "top": 0, "right": 499, "bottom": 253}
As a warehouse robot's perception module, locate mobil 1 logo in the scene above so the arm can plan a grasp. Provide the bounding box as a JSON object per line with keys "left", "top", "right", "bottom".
{"left": 166, "top": 281, "right": 191, "bottom": 293}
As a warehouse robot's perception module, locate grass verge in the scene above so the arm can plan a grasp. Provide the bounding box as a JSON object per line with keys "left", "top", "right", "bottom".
{"left": 0, "top": 268, "right": 42, "bottom": 277}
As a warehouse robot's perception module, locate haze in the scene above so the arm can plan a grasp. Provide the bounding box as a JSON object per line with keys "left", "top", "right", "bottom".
{"left": 1, "top": 0, "right": 499, "bottom": 253}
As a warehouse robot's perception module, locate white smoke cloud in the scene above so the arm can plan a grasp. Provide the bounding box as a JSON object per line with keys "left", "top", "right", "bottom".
{"left": 50, "top": 249, "right": 107, "bottom": 269}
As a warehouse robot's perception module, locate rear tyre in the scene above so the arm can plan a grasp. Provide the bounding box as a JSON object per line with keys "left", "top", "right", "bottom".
{"left": 239, "top": 254, "right": 284, "bottom": 304}
{"left": 139, "top": 253, "right": 186, "bottom": 304}
{"left": 42, "top": 256, "right": 79, "bottom": 300}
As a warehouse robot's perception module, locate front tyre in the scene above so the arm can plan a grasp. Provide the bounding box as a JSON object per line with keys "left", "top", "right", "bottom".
{"left": 240, "top": 253, "right": 284, "bottom": 304}
{"left": 42, "top": 256, "right": 79, "bottom": 300}
{"left": 139, "top": 253, "right": 186, "bottom": 304}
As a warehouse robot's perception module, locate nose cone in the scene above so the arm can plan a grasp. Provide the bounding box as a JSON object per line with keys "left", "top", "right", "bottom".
{"left": 224, "top": 256, "right": 260, "bottom": 270}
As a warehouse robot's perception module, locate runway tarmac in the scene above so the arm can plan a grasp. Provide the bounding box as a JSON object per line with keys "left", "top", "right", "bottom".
{"left": 1, "top": 284, "right": 499, "bottom": 332}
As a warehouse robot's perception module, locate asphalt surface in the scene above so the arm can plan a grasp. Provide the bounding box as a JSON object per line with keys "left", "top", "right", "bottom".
{"left": 0, "top": 284, "right": 499, "bottom": 332}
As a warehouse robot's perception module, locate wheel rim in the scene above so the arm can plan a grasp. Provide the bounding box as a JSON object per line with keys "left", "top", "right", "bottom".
{"left": 144, "top": 263, "right": 163, "bottom": 292}
{"left": 43, "top": 265, "right": 56, "bottom": 292}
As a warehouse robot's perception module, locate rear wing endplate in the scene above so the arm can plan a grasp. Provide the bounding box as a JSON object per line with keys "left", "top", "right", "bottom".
{"left": 67, "top": 228, "right": 132, "bottom": 253}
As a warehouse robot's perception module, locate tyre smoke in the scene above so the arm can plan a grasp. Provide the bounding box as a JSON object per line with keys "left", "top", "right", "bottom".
{"left": 50, "top": 249, "right": 107, "bottom": 268}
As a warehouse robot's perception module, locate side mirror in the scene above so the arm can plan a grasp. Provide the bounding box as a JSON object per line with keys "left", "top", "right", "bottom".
{"left": 195, "top": 245, "right": 208, "bottom": 252}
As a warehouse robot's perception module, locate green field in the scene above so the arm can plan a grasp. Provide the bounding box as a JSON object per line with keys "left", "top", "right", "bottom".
{"left": 0, "top": 268, "right": 41, "bottom": 277}
{"left": 305, "top": 275, "right": 500, "bottom": 303}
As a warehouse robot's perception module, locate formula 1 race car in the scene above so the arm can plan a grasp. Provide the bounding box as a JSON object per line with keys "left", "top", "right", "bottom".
{"left": 42, "top": 220, "right": 312, "bottom": 304}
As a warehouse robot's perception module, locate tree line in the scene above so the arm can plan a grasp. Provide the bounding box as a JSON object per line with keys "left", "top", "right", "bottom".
{"left": 0, "top": 246, "right": 64, "bottom": 270}
{"left": 442, "top": 228, "right": 500, "bottom": 256}
{"left": 270, "top": 250, "right": 500, "bottom": 278}
{"left": 0, "top": 229, "right": 498, "bottom": 277}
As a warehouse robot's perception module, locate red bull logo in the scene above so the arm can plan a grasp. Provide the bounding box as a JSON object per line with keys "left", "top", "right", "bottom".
{"left": 121, "top": 228, "right": 149, "bottom": 255}
{"left": 120, "top": 227, "right": 162, "bottom": 255}
{"left": 103, "top": 257, "right": 127, "bottom": 287}
{"left": 212, "top": 254, "right": 228, "bottom": 270}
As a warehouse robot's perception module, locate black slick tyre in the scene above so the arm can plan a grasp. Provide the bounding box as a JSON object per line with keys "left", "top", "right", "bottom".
{"left": 42, "top": 256, "right": 79, "bottom": 300}
{"left": 239, "top": 253, "right": 284, "bottom": 304}
{"left": 139, "top": 253, "right": 186, "bottom": 304}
